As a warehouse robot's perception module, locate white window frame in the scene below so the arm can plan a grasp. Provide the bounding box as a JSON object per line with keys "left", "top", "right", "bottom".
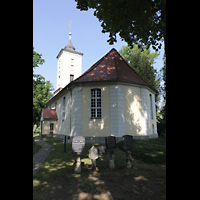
{"left": 90, "top": 88, "right": 102, "bottom": 119}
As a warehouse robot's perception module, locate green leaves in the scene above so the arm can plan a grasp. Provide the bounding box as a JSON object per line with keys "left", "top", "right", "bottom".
{"left": 33, "top": 47, "right": 54, "bottom": 124}
{"left": 75, "top": 0, "right": 166, "bottom": 51}
{"left": 33, "top": 47, "right": 45, "bottom": 71}
{"left": 119, "top": 44, "right": 161, "bottom": 102}
{"left": 33, "top": 74, "right": 54, "bottom": 123}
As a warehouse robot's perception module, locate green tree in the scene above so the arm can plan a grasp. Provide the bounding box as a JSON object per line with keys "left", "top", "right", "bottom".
{"left": 33, "top": 47, "right": 45, "bottom": 71}
{"left": 33, "top": 48, "right": 54, "bottom": 124}
{"left": 75, "top": 0, "right": 166, "bottom": 51}
{"left": 157, "top": 55, "right": 166, "bottom": 135}
{"left": 33, "top": 75, "right": 54, "bottom": 124}
{"left": 119, "top": 44, "right": 163, "bottom": 133}
{"left": 119, "top": 44, "right": 160, "bottom": 95}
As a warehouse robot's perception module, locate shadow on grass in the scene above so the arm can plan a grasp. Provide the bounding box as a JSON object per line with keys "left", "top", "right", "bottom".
{"left": 33, "top": 138, "right": 166, "bottom": 200}
{"left": 117, "top": 136, "right": 166, "bottom": 164}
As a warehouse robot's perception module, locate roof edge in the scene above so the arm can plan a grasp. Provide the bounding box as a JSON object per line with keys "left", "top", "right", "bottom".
{"left": 73, "top": 48, "right": 117, "bottom": 83}
{"left": 56, "top": 48, "right": 83, "bottom": 58}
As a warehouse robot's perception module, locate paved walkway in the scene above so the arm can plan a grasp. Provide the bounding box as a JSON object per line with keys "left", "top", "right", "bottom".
{"left": 33, "top": 138, "right": 53, "bottom": 175}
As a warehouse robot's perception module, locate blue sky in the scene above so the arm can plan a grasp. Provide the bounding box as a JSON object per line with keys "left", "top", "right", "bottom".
{"left": 33, "top": 0, "right": 164, "bottom": 91}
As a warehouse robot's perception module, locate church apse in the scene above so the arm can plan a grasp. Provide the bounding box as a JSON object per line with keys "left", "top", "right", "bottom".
{"left": 124, "top": 86, "right": 142, "bottom": 136}
{"left": 82, "top": 85, "right": 111, "bottom": 137}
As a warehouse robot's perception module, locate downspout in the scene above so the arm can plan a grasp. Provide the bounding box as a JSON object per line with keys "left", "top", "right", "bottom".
{"left": 69, "top": 88, "right": 72, "bottom": 137}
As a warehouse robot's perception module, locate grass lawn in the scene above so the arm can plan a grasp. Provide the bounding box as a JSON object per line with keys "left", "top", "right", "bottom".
{"left": 33, "top": 136, "right": 166, "bottom": 200}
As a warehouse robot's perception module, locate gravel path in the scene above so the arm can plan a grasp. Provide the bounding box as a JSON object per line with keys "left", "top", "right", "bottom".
{"left": 33, "top": 138, "right": 53, "bottom": 175}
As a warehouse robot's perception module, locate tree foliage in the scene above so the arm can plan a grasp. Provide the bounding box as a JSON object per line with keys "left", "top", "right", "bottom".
{"left": 119, "top": 44, "right": 160, "bottom": 92}
{"left": 33, "top": 48, "right": 54, "bottom": 124}
{"left": 157, "top": 55, "right": 166, "bottom": 135}
{"left": 33, "top": 75, "right": 54, "bottom": 124}
{"left": 33, "top": 47, "right": 45, "bottom": 71}
{"left": 119, "top": 44, "right": 166, "bottom": 135}
{"left": 75, "top": 0, "right": 166, "bottom": 51}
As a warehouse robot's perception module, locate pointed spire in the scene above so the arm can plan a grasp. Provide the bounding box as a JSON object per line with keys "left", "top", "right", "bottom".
{"left": 65, "top": 21, "right": 75, "bottom": 50}
{"left": 65, "top": 32, "right": 75, "bottom": 50}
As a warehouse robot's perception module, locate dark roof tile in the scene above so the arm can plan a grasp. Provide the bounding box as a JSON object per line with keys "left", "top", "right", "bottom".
{"left": 42, "top": 109, "right": 57, "bottom": 119}
{"left": 74, "top": 48, "right": 151, "bottom": 86}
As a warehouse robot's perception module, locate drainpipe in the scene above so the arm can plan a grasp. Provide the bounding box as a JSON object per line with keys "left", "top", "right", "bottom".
{"left": 69, "top": 88, "right": 72, "bottom": 138}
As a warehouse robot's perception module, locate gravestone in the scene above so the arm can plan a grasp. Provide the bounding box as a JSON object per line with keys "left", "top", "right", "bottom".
{"left": 105, "top": 136, "right": 116, "bottom": 151}
{"left": 88, "top": 146, "right": 99, "bottom": 170}
{"left": 126, "top": 150, "right": 132, "bottom": 168}
{"left": 74, "top": 154, "right": 81, "bottom": 173}
{"left": 72, "top": 136, "right": 85, "bottom": 173}
{"left": 108, "top": 151, "right": 115, "bottom": 169}
{"left": 89, "top": 146, "right": 98, "bottom": 160}
{"left": 105, "top": 136, "right": 116, "bottom": 169}
{"left": 72, "top": 136, "right": 85, "bottom": 153}
{"left": 122, "top": 135, "right": 134, "bottom": 168}
{"left": 97, "top": 146, "right": 106, "bottom": 155}
{"left": 122, "top": 135, "right": 134, "bottom": 150}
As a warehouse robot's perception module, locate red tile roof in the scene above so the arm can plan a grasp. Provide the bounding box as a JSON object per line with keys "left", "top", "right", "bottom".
{"left": 42, "top": 109, "right": 57, "bottom": 119}
{"left": 48, "top": 48, "right": 157, "bottom": 106}
{"left": 74, "top": 48, "right": 153, "bottom": 89}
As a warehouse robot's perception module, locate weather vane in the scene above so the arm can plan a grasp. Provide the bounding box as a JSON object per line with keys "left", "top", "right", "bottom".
{"left": 67, "top": 20, "right": 72, "bottom": 40}
{"left": 67, "top": 20, "right": 71, "bottom": 30}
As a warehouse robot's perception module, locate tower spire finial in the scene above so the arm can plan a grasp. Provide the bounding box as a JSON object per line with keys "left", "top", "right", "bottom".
{"left": 65, "top": 21, "right": 75, "bottom": 50}
{"left": 67, "top": 20, "right": 72, "bottom": 40}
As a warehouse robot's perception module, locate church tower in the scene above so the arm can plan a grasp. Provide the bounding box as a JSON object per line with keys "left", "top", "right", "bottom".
{"left": 56, "top": 30, "right": 83, "bottom": 91}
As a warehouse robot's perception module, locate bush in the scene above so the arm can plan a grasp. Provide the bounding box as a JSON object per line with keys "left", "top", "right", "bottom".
{"left": 34, "top": 126, "right": 40, "bottom": 134}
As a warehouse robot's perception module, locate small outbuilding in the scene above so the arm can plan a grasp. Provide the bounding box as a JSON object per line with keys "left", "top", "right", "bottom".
{"left": 40, "top": 109, "right": 58, "bottom": 137}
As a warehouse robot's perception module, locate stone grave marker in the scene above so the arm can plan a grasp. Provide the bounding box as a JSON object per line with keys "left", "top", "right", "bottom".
{"left": 88, "top": 146, "right": 98, "bottom": 170}
{"left": 97, "top": 146, "right": 105, "bottom": 155}
{"left": 105, "top": 136, "right": 116, "bottom": 169}
{"left": 105, "top": 136, "right": 116, "bottom": 151}
{"left": 89, "top": 146, "right": 98, "bottom": 160}
{"left": 72, "top": 136, "right": 85, "bottom": 153}
{"left": 122, "top": 135, "right": 134, "bottom": 150}
{"left": 122, "top": 135, "right": 134, "bottom": 168}
{"left": 72, "top": 136, "right": 85, "bottom": 173}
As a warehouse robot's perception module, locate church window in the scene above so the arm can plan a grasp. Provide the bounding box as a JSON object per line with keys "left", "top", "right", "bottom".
{"left": 90, "top": 88, "right": 102, "bottom": 119}
{"left": 50, "top": 123, "right": 54, "bottom": 131}
{"left": 150, "top": 94, "right": 153, "bottom": 119}
{"left": 62, "top": 111, "right": 65, "bottom": 121}
{"left": 63, "top": 96, "right": 66, "bottom": 107}
{"left": 70, "top": 74, "right": 74, "bottom": 82}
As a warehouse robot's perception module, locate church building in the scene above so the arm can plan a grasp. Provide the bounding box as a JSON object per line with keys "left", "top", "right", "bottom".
{"left": 40, "top": 32, "right": 158, "bottom": 143}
